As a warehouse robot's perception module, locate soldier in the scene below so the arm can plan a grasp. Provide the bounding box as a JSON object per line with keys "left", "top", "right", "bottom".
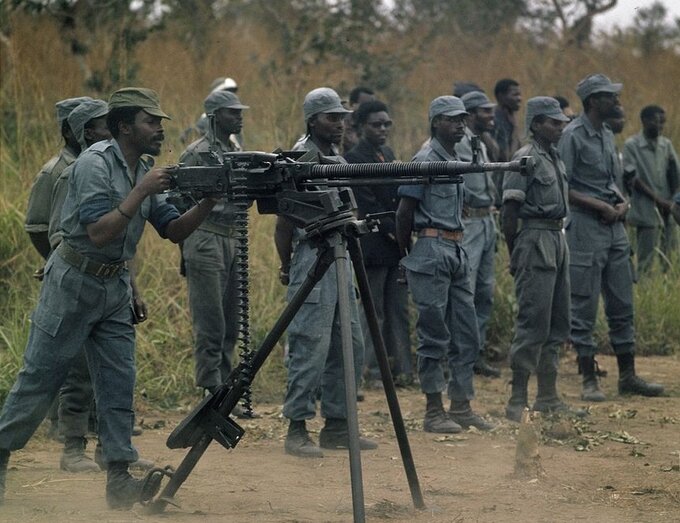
{"left": 396, "top": 96, "right": 494, "bottom": 434}
{"left": 623, "top": 104, "right": 679, "bottom": 273}
{"left": 492, "top": 78, "right": 522, "bottom": 162}
{"left": 344, "top": 100, "right": 413, "bottom": 388}
{"left": 179, "top": 90, "right": 256, "bottom": 417}
{"left": 501, "top": 97, "right": 573, "bottom": 421}
{"left": 559, "top": 74, "right": 664, "bottom": 402}
{"left": 274, "top": 87, "right": 376, "bottom": 458}
{"left": 0, "top": 87, "right": 217, "bottom": 508}
{"left": 25, "top": 97, "right": 92, "bottom": 261}
{"left": 456, "top": 91, "right": 501, "bottom": 379}
{"left": 342, "top": 86, "right": 376, "bottom": 153}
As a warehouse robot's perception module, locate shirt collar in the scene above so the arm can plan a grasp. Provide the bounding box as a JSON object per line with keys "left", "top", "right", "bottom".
{"left": 430, "top": 137, "right": 457, "bottom": 161}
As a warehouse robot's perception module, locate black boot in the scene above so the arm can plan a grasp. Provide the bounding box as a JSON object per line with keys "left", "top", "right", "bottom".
{"left": 579, "top": 356, "right": 606, "bottom": 402}
{"left": 423, "top": 393, "right": 461, "bottom": 433}
{"left": 617, "top": 353, "right": 664, "bottom": 397}
{"left": 284, "top": 420, "right": 323, "bottom": 458}
{"left": 0, "top": 449, "right": 9, "bottom": 505}
{"left": 105, "top": 461, "right": 162, "bottom": 510}
{"left": 534, "top": 372, "right": 587, "bottom": 418}
{"left": 473, "top": 355, "right": 501, "bottom": 379}
{"left": 449, "top": 400, "right": 496, "bottom": 431}
{"left": 319, "top": 418, "right": 378, "bottom": 450}
{"left": 505, "top": 369, "right": 530, "bottom": 422}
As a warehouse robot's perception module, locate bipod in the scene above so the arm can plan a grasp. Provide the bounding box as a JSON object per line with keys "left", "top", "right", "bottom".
{"left": 146, "top": 204, "right": 425, "bottom": 522}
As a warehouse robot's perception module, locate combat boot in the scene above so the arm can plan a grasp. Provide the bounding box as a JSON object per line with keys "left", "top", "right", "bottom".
{"left": 0, "top": 449, "right": 9, "bottom": 505}
{"left": 105, "top": 461, "right": 162, "bottom": 510}
{"left": 449, "top": 400, "right": 496, "bottom": 431}
{"left": 284, "top": 420, "right": 323, "bottom": 458}
{"left": 505, "top": 369, "right": 530, "bottom": 422}
{"left": 473, "top": 357, "right": 501, "bottom": 379}
{"left": 423, "top": 393, "right": 461, "bottom": 433}
{"left": 578, "top": 356, "right": 606, "bottom": 402}
{"left": 617, "top": 353, "right": 664, "bottom": 397}
{"left": 60, "top": 437, "right": 100, "bottom": 473}
{"left": 533, "top": 372, "right": 587, "bottom": 418}
{"left": 94, "top": 443, "right": 155, "bottom": 471}
{"left": 319, "top": 418, "right": 378, "bottom": 450}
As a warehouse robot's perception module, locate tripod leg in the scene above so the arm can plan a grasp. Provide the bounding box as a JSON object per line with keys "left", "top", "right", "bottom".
{"left": 346, "top": 236, "right": 426, "bottom": 510}
{"left": 147, "top": 245, "right": 337, "bottom": 514}
{"left": 331, "top": 234, "right": 366, "bottom": 523}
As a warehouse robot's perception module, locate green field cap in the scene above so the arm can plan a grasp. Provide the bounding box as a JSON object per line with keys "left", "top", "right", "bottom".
{"left": 109, "top": 87, "right": 170, "bottom": 119}
{"left": 429, "top": 96, "right": 467, "bottom": 122}
{"left": 461, "top": 91, "right": 495, "bottom": 111}
{"left": 303, "top": 87, "right": 351, "bottom": 121}
{"left": 576, "top": 73, "right": 622, "bottom": 102}
{"left": 67, "top": 99, "right": 109, "bottom": 149}
{"left": 204, "top": 90, "right": 249, "bottom": 114}
{"left": 55, "top": 96, "right": 93, "bottom": 125}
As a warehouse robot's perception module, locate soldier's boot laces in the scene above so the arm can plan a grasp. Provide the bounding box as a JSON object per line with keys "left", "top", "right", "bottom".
{"left": 533, "top": 372, "right": 587, "bottom": 418}
{"left": 423, "top": 393, "right": 461, "bottom": 433}
{"left": 617, "top": 353, "right": 664, "bottom": 397}
{"left": 319, "top": 418, "right": 378, "bottom": 450}
{"left": 449, "top": 400, "right": 496, "bottom": 431}
{"left": 60, "top": 437, "right": 100, "bottom": 473}
{"left": 505, "top": 369, "right": 530, "bottom": 422}
{"left": 105, "top": 462, "right": 166, "bottom": 510}
{"left": 284, "top": 420, "right": 323, "bottom": 458}
{"left": 579, "top": 356, "right": 606, "bottom": 402}
{"left": 0, "top": 449, "right": 9, "bottom": 505}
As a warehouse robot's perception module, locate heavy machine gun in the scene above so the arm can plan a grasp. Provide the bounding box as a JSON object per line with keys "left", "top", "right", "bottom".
{"left": 149, "top": 148, "right": 534, "bottom": 522}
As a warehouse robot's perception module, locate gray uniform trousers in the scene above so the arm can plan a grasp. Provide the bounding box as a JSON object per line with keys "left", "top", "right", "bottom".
{"left": 183, "top": 228, "right": 239, "bottom": 389}
{"left": 0, "top": 254, "right": 138, "bottom": 464}
{"left": 402, "top": 237, "right": 479, "bottom": 401}
{"left": 461, "top": 215, "right": 496, "bottom": 351}
{"left": 58, "top": 347, "right": 94, "bottom": 438}
{"left": 509, "top": 229, "right": 570, "bottom": 373}
{"left": 567, "top": 211, "right": 635, "bottom": 357}
{"left": 635, "top": 217, "right": 677, "bottom": 273}
{"left": 361, "top": 265, "right": 412, "bottom": 382}
{"left": 282, "top": 239, "right": 365, "bottom": 421}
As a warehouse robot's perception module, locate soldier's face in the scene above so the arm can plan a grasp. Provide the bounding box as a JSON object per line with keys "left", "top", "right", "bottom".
{"left": 643, "top": 111, "right": 665, "bottom": 139}
{"left": 533, "top": 117, "right": 565, "bottom": 145}
{"left": 434, "top": 114, "right": 466, "bottom": 144}
{"left": 215, "top": 107, "right": 243, "bottom": 135}
{"left": 470, "top": 107, "right": 495, "bottom": 133}
{"left": 310, "top": 112, "right": 345, "bottom": 145}
{"left": 362, "top": 111, "right": 392, "bottom": 147}
{"left": 130, "top": 110, "right": 165, "bottom": 156}
{"left": 593, "top": 92, "right": 621, "bottom": 119}
{"left": 84, "top": 116, "right": 111, "bottom": 145}
{"left": 501, "top": 86, "right": 522, "bottom": 112}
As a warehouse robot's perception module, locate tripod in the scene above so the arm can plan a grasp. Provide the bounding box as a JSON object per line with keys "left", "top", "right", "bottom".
{"left": 148, "top": 187, "right": 425, "bottom": 522}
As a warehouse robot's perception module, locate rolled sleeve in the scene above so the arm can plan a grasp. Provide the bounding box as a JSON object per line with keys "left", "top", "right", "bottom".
{"left": 72, "top": 153, "right": 114, "bottom": 225}
{"left": 149, "top": 194, "right": 181, "bottom": 238}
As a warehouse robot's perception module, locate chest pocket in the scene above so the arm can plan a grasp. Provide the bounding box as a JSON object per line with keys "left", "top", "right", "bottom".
{"left": 428, "top": 184, "right": 458, "bottom": 218}
{"left": 579, "top": 148, "right": 602, "bottom": 166}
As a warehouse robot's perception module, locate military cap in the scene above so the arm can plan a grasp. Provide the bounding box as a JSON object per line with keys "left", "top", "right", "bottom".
{"left": 204, "top": 90, "right": 249, "bottom": 114}
{"left": 108, "top": 87, "right": 170, "bottom": 119}
{"left": 461, "top": 91, "right": 495, "bottom": 111}
{"left": 303, "top": 87, "right": 351, "bottom": 122}
{"left": 525, "top": 96, "right": 570, "bottom": 135}
{"left": 55, "top": 96, "right": 93, "bottom": 126}
{"left": 67, "top": 99, "right": 109, "bottom": 150}
{"left": 576, "top": 73, "right": 622, "bottom": 102}
{"left": 453, "top": 81, "right": 483, "bottom": 98}
{"left": 210, "top": 77, "right": 238, "bottom": 93}
{"left": 429, "top": 96, "right": 468, "bottom": 123}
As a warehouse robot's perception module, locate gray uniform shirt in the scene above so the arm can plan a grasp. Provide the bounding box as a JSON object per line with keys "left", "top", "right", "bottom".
{"left": 455, "top": 127, "right": 496, "bottom": 208}
{"left": 623, "top": 132, "right": 679, "bottom": 227}
{"left": 61, "top": 139, "right": 179, "bottom": 263}
{"left": 558, "top": 114, "right": 622, "bottom": 205}
{"left": 503, "top": 139, "right": 568, "bottom": 219}
{"left": 398, "top": 137, "right": 465, "bottom": 232}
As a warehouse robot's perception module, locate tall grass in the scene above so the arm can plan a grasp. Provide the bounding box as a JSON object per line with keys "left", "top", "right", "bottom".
{"left": 1, "top": 12, "right": 679, "bottom": 407}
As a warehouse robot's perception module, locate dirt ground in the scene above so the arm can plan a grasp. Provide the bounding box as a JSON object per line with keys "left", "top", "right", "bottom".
{"left": 2, "top": 354, "right": 679, "bottom": 523}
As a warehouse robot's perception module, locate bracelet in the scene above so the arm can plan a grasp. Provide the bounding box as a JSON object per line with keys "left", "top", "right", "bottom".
{"left": 117, "top": 205, "right": 133, "bottom": 220}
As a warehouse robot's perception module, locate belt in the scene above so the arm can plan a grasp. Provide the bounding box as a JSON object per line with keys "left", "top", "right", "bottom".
{"left": 418, "top": 228, "right": 464, "bottom": 241}
{"left": 518, "top": 218, "right": 564, "bottom": 231}
{"left": 464, "top": 206, "right": 492, "bottom": 218}
{"left": 57, "top": 242, "right": 128, "bottom": 278}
